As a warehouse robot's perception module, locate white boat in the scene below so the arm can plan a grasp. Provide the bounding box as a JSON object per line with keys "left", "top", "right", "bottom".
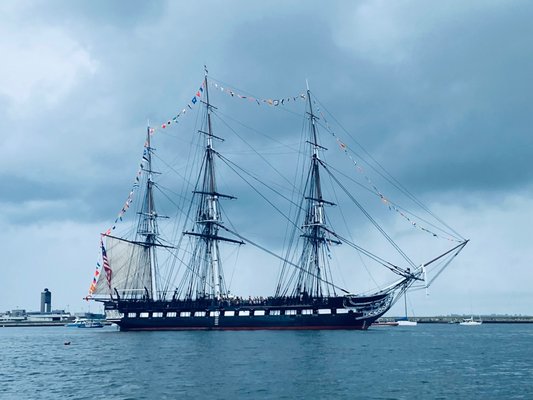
{"left": 372, "top": 319, "right": 399, "bottom": 327}
{"left": 80, "top": 320, "right": 104, "bottom": 328}
{"left": 65, "top": 317, "right": 86, "bottom": 327}
{"left": 66, "top": 318, "right": 104, "bottom": 328}
{"left": 397, "top": 319, "right": 418, "bottom": 326}
{"left": 396, "top": 293, "right": 417, "bottom": 326}
{"left": 459, "top": 317, "right": 482, "bottom": 326}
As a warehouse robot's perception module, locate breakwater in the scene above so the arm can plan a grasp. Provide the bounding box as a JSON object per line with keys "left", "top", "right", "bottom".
{"left": 379, "top": 315, "right": 533, "bottom": 323}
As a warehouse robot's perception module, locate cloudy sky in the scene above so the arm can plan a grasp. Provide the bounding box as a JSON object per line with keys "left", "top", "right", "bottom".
{"left": 1, "top": 0, "right": 532, "bottom": 316}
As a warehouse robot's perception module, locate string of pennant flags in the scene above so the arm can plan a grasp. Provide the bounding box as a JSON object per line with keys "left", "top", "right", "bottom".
{"left": 86, "top": 79, "right": 460, "bottom": 298}
{"left": 152, "top": 79, "right": 308, "bottom": 134}
{"left": 87, "top": 252, "right": 101, "bottom": 297}
{"left": 209, "top": 81, "right": 307, "bottom": 107}
{"left": 313, "top": 101, "right": 462, "bottom": 243}
{"left": 105, "top": 143, "right": 152, "bottom": 236}
{"left": 87, "top": 237, "right": 113, "bottom": 296}
{"left": 156, "top": 81, "right": 206, "bottom": 130}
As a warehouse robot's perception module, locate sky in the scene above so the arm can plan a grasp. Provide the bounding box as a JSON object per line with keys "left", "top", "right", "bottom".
{"left": 1, "top": 0, "right": 532, "bottom": 316}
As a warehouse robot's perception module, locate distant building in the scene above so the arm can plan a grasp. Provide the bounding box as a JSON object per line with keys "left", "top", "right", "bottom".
{"left": 0, "top": 289, "right": 75, "bottom": 325}
{"left": 26, "top": 310, "right": 71, "bottom": 322}
{"left": 0, "top": 309, "right": 72, "bottom": 323}
{"left": 40, "top": 288, "right": 51, "bottom": 313}
{"left": 10, "top": 309, "right": 26, "bottom": 317}
{"left": 0, "top": 309, "right": 27, "bottom": 322}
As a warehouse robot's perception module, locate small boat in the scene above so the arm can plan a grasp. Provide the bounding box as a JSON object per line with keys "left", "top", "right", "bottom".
{"left": 79, "top": 320, "right": 104, "bottom": 328}
{"left": 65, "top": 318, "right": 86, "bottom": 327}
{"left": 396, "top": 293, "right": 417, "bottom": 326}
{"left": 397, "top": 319, "right": 417, "bottom": 326}
{"left": 372, "top": 320, "right": 399, "bottom": 327}
{"left": 459, "top": 316, "right": 482, "bottom": 326}
{"left": 66, "top": 318, "right": 104, "bottom": 328}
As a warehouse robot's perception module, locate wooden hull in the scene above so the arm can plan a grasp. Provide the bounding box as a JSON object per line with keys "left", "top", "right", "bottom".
{"left": 103, "top": 294, "right": 392, "bottom": 331}
{"left": 113, "top": 313, "right": 375, "bottom": 331}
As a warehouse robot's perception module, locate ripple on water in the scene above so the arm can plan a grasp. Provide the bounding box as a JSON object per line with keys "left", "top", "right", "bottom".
{"left": 1, "top": 325, "right": 533, "bottom": 399}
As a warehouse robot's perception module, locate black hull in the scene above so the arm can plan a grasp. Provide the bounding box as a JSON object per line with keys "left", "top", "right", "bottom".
{"left": 103, "top": 294, "right": 392, "bottom": 331}
{"left": 114, "top": 315, "right": 373, "bottom": 331}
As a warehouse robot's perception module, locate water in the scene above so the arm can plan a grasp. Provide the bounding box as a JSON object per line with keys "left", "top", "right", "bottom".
{"left": 1, "top": 324, "right": 532, "bottom": 399}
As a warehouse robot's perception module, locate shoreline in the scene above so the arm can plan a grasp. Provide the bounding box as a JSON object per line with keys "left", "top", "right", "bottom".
{"left": 378, "top": 315, "right": 533, "bottom": 324}
{"left": 2, "top": 316, "right": 532, "bottom": 328}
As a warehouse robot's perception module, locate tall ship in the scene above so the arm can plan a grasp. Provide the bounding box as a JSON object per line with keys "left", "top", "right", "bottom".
{"left": 87, "top": 70, "right": 468, "bottom": 331}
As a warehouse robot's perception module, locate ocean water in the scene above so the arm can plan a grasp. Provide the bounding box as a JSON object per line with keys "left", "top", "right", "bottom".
{"left": 1, "top": 324, "right": 532, "bottom": 399}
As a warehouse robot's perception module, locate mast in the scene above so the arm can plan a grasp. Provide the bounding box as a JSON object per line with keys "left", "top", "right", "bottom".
{"left": 404, "top": 293, "right": 408, "bottom": 318}
{"left": 183, "top": 69, "right": 243, "bottom": 300}
{"left": 204, "top": 71, "right": 222, "bottom": 299}
{"left": 292, "top": 84, "right": 340, "bottom": 298}
{"left": 307, "top": 84, "right": 324, "bottom": 296}
{"left": 136, "top": 126, "right": 160, "bottom": 300}
{"left": 92, "top": 127, "right": 162, "bottom": 301}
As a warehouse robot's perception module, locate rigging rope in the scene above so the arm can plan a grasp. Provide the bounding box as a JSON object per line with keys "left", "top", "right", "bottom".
{"left": 215, "top": 152, "right": 304, "bottom": 231}
{"left": 205, "top": 81, "right": 464, "bottom": 242}
{"left": 312, "top": 96, "right": 465, "bottom": 241}
{"left": 313, "top": 111, "right": 463, "bottom": 242}
{"left": 214, "top": 222, "right": 350, "bottom": 294}
{"left": 321, "top": 160, "right": 417, "bottom": 270}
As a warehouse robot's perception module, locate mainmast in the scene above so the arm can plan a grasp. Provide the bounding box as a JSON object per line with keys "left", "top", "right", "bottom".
{"left": 183, "top": 70, "right": 243, "bottom": 300}
{"left": 136, "top": 126, "right": 160, "bottom": 300}
{"left": 294, "top": 85, "right": 340, "bottom": 298}
{"left": 204, "top": 71, "right": 222, "bottom": 299}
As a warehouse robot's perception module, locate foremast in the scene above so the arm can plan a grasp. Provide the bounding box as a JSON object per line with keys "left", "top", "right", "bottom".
{"left": 136, "top": 126, "right": 162, "bottom": 300}
{"left": 183, "top": 71, "right": 243, "bottom": 300}
{"left": 93, "top": 125, "right": 164, "bottom": 302}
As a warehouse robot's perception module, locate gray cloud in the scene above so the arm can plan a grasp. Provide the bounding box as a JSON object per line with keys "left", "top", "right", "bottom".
{"left": 1, "top": 1, "right": 532, "bottom": 314}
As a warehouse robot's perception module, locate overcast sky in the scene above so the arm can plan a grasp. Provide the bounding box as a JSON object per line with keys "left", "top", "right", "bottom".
{"left": 1, "top": 0, "right": 532, "bottom": 316}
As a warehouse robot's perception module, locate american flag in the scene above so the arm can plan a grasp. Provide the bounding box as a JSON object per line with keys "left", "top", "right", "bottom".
{"left": 101, "top": 241, "right": 112, "bottom": 290}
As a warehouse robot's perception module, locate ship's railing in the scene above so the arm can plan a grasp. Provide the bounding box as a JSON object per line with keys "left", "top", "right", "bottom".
{"left": 113, "top": 295, "right": 357, "bottom": 310}
{"left": 353, "top": 296, "right": 394, "bottom": 320}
